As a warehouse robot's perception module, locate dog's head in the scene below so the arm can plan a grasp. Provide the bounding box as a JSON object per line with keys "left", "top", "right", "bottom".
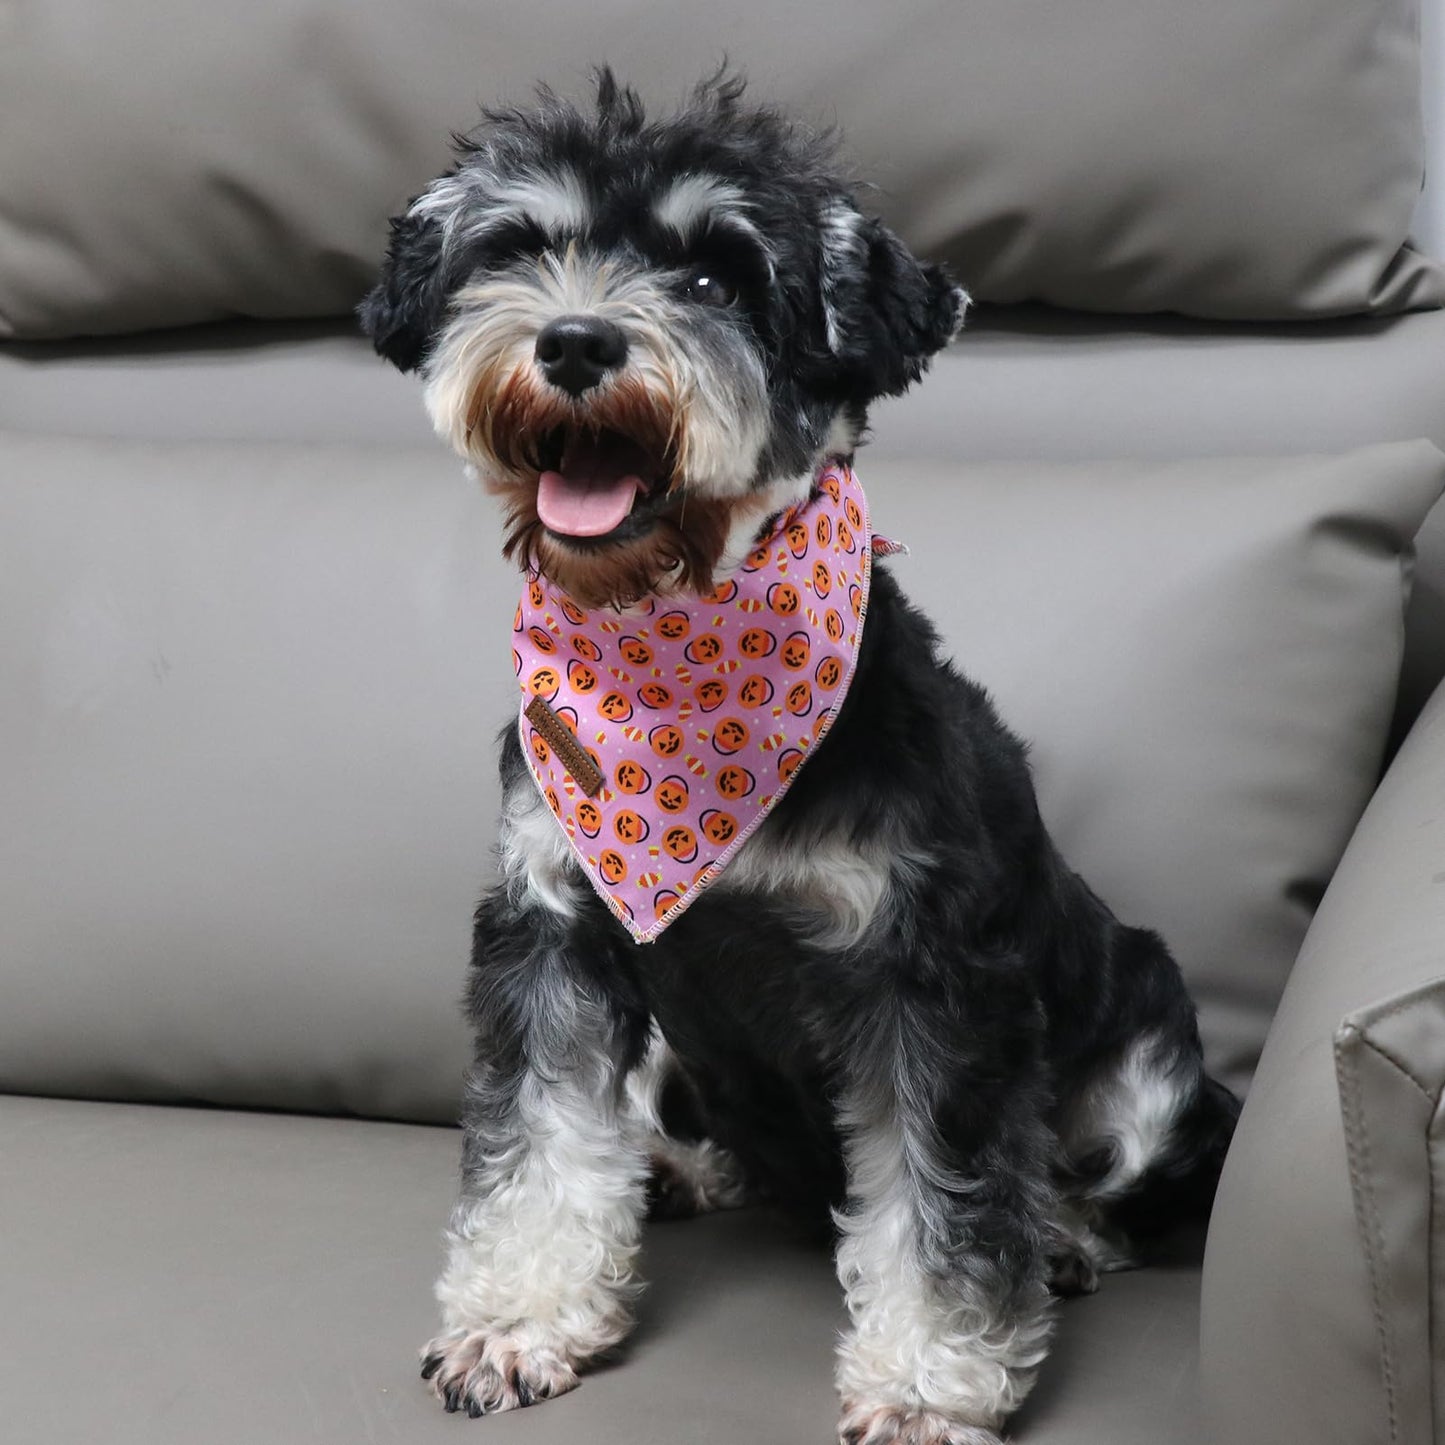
{"left": 361, "top": 69, "right": 966, "bottom": 609}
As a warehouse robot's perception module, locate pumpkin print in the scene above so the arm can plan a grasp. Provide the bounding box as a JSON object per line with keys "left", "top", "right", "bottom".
{"left": 598, "top": 691, "right": 634, "bottom": 722}
{"left": 655, "top": 775, "right": 690, "bottom": 813}
{"left": 614, "top": 759, "right": 650, "bottom": 794}
{"left": 780, "top": 632, "right": 811, "bottom": 671}
{"left": 620, "top": 636, "right": 653, "bottom": 666}
{"left": 695, "top": 678, "right": 728, "bottom": 713}
{"left": 649, "top": 723, "right": 685, "bottom": 758}
{"left": 739, "top": 627, "right": 777, "bottom": 660}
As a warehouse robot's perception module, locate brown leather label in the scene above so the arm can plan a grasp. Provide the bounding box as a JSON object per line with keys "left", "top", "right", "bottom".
{"left": 525, "top": 694, "right": 604, "bottom": 797}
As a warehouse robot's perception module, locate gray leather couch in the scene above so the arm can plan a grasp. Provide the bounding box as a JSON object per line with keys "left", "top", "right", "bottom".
{"left": 3, "top": 5, "right": 1444, "bottom": 1443}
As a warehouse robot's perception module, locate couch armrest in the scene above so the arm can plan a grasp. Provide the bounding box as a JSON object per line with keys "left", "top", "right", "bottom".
{"left": 1199, "top": 684, "right": 1445, "bottom": 1445}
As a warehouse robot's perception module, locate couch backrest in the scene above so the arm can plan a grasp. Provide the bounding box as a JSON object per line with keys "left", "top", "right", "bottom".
{"left": 0, "top": 0, "right": 1440, "bottom": 339}
{"left": 1420, "top": 0, "right": 1444, "bottom": 253}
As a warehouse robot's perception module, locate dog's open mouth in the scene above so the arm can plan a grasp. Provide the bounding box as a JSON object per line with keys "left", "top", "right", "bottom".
{"left": 535, "top": 427, "right": 672, "bottom": 540}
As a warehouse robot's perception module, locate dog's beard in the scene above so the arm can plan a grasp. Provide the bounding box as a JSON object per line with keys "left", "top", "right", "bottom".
{"left": 501, "top": 496, "right": 737, "bottom": 611}
{"left": 457, "top": 366, "right": 732, "bottom": 608}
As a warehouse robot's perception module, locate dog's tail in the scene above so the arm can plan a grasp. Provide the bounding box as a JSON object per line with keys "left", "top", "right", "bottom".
{"left": 1106, "top": 1072, "right": 1241, "bottom": 1242}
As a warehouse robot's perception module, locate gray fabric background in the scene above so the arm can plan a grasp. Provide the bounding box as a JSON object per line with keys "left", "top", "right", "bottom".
{"left": 0, "top": 0, "right": 1439, "bottom": 337}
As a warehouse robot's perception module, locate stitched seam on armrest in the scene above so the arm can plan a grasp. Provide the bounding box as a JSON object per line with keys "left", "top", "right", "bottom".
{"left": 1336, "top": 1024, "right": 1400, "bottom": 1444}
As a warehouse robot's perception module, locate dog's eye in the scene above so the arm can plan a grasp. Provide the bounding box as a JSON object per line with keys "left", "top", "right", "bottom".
{"left": 685, "top": 273, "right": 737, "bottom": 307}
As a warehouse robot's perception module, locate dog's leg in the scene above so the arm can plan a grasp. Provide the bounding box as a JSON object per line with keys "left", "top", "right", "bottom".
{"left": 421, "top": 885, "right": 650, "bottom": 1416}
{"left": 831, "top": 991, "right": 1057, "bottom": 1445}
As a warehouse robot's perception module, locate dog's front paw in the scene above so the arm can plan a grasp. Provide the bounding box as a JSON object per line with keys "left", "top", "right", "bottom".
{"left": 420, "top": 1327, "right": 580, "bottom": 1416}
{"left": 838, "top": 1401, "right": 1005, "bottom": 1445}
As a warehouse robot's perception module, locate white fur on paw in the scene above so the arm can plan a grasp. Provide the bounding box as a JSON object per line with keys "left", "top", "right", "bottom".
{"left": 421, "top": 1328, "right": 580, "bottom": 1416}
{"left": 838, "top": 1401, "right": 1005, "bottom": 1445}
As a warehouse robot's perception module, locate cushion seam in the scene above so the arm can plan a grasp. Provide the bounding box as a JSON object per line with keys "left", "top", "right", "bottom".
{"left": 1336, "top": 1022, "right": 1401, "bottom": 1444}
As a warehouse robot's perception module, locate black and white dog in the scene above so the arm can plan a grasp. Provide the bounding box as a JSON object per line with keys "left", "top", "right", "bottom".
{"left": 361, "top": 70, "right": 1238, "bottom": 1445}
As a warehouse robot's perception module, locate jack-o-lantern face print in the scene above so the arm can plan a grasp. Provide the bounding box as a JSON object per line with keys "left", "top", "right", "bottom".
{"left": 812, "top": 560, "right": 832, "bottom": 598}
{"left": 695, "top": 678, "right": 728, "bottom": 713}
{"left": 777, "top": 748, "right": 804, "bottom": 784}
{"left": 745, "top": 542, "right": 770, "bottom": 571}
{"left": 528, "top": 580, "right": 545, "bottom": 608}
{"left": 575, "top": 800, "right": 602, "bottom": 837}
{"left": 544, "top": 786, "right": 561, "bottom": 815}
{"left": 654, "top": 775, "right": 690, "bottom": 813}
{"left": 716, "top": 764, "right": 756, "bottom": 800}
{"left": 785, "top": 680, "right": 812, "bottom": 717}
{"left": 530, "top": 732, "right": 551, "bottom": 766}
{"left": 738, "top": 673, "right": 774, "bottom": 708}
{"left": 598, "top": 690, "right": 633, "bottom": 722}
{"left": 527, "top": 626, "right": 556, "bottom": 654}
{"left": 656, "top": 611, "right": 690, "bottom": 640}
{"left": 819, "top": 473, "right": 841, "bottom": 502}
{"left": 767, "top": 582, "right": 800, "bottom": 617}
{"left": 662, "top": 824, "right": 699, "bottom": 863}
{"left": 708, "top": 579, "right": 738, "bottom": 604}
{"left": 572, "top": 634, "right": 602, "bottom": 662}
{"left": 567, "top": 659, "right": 599, "bottom": 693}
{"left": 815, "top": 514, "right": 833, "bottom": 548}
{"left": 614, "top": 758, "right": 650, "bottom": 795}
{"left": 528, "top": 665, "right": 560, "bottom": 700}
{"left": 845, "top": 497, "right": 863, "bottom": 529}
{"left": 711, "top": 717, "right": 750, "bottom": 755}
{"left": 613, "top": 810, "right": 649, "bottom": 844}
{"left": 653, "top": 888, "right": 680, "bottom": 920}
{"left": 786, "top": 521, "right": 810, "bottom": 558}
{"left": 837, "top": 518, "right": 856, "bottom": 553}
{"left": 825, "top": 609, "right": 845, "bottom": 644}
{"left": 684, "top": 633, "right": 724, "bottom": 665}
{"left": 781, "top": 632, "right": 811, "bottom": 671}
{"left": 560, "top": 598, "right": 588, "bottom": 626}
{"left": 637, "top": 682, "right": 673, "bottom": 710}
{"left": 599, "top": 850, "right": 627, "bottom": 884}
{"left": 700, "top": 809, "right": 738, "bottom": 846}
{"left": 815, "top": 654, "right": 844, "bottom": 691}
{"left": 619, "top": 636, "right": 653, "bottom": 667}
{"left": 649, "top": 723, "right": 685, "bottom": 758}
{"left": 739, "top": 627, "right": 777, "bottom": 660}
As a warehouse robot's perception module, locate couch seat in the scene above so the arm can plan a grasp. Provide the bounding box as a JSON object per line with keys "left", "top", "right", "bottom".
{"left": 0, "top": 1094, "right": 1203, "bottom": 1444}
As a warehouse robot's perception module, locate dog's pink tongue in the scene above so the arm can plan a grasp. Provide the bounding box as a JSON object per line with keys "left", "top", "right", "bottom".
{"left": 537, "top": 434, "right": 642, "bottom": 538}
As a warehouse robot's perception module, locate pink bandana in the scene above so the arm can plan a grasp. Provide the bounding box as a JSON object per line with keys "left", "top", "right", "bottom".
{"left": 512, "top": 462, "right": 897, "bottom": 943}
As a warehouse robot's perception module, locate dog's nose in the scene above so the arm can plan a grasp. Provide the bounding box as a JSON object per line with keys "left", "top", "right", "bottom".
{"left": 534, "top": 316, "right": 629, "bottom": 396}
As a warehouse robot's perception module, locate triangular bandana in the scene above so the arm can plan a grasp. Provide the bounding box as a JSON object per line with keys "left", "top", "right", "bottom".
{"left": 513, "top": 462, "right": 883, "bottom": 943}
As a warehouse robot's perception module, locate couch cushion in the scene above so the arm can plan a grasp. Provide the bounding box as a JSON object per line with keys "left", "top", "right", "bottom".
{"left": 0, "top": 0, "right": 1439, "bottom": 339}
{"left": 6, "top": 307, "right": 1445, "bottom": 732}
{"left": 0, "top": 432, "right": 1439, "bottom": 1114}
{"left": 0, "top": 1094, "right": 1204, "bottom": 1445}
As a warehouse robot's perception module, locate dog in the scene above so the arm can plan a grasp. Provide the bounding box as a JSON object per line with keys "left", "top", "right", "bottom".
{"left": 359, "top": 69, "right": 1239, "bottom": 1445}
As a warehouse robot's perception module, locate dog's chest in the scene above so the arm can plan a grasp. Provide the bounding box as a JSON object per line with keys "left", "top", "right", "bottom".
{"left": 501, "top": 773, "right": 896, "bottom": 950}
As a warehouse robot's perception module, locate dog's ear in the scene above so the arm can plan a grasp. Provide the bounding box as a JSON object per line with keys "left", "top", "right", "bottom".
{"left": 817, "top": 198, "right": 968, "bottom": 399}
{"left": 358, "top": 209, "right": 450, "bottom": 374}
